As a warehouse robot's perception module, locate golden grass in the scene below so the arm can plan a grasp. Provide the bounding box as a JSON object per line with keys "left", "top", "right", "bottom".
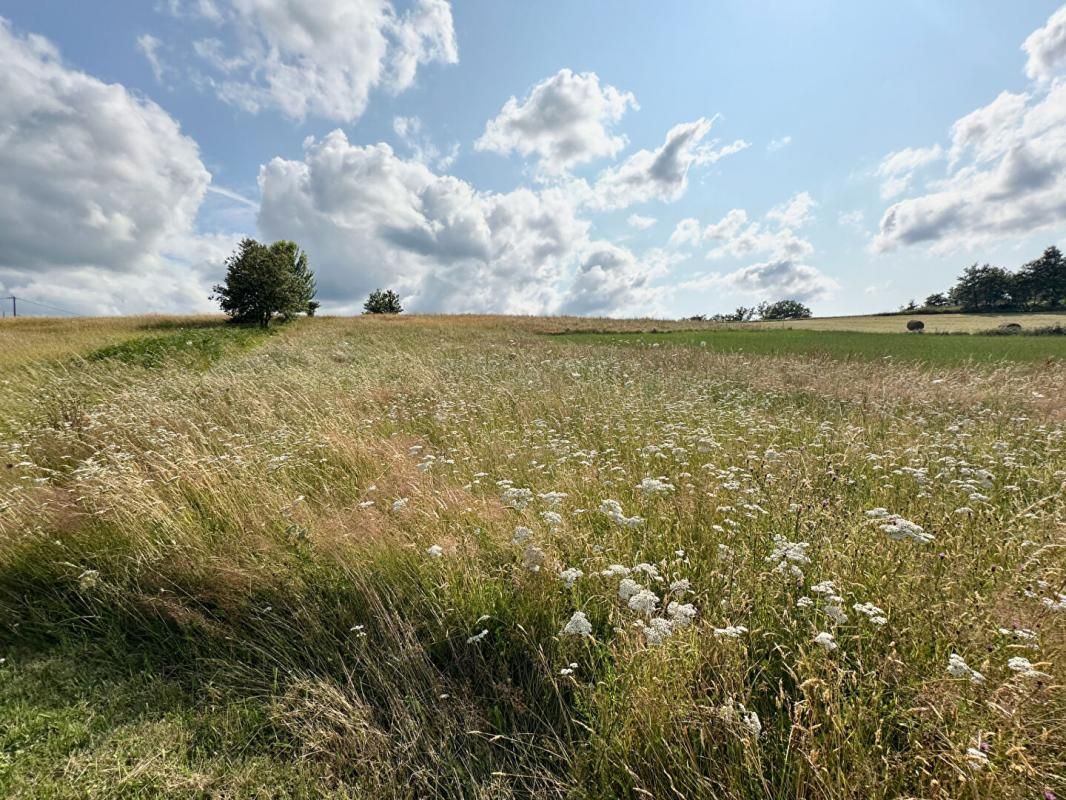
{"left": 0, "top": 314, "right": 1064, "bottom": 798}
{"left": 750, "top": 311, "right": 1066, "bottom": 333}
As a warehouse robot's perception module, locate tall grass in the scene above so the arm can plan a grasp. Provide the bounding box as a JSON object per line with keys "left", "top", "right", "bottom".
{"left": 0, "top": 316, "right": 1064, "bottom": 798}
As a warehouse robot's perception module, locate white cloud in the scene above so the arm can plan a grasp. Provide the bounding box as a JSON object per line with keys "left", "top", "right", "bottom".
{"left": 181, "top": 0, "right": 457, "bottom": 122}
{"left": 593, "top": 117, "right": 727, "bottom": 209}
{"left": 475, "top": 69, "right": 637, "bottom": 174}
{"left": 767, "top": 135, "right": 792, "bottom": 153}
{"left": 626, "top": 214, "right": 657, "bottom": 230}
{"left": 838, "top": 209, "right": 865, "bottom": 230}
{"left": 393, "top": 115, "right": 459, "bottom": 170}
{"left": 0, "top": 19, "right": 211, "bottom": 286}
{"left": 1023, "top": 3, "right": 1066, "bottom": 80}
{"left": 766, "top": 191, "right": 817, "bottom": 229}
{"left": 875, "top": 145, "right": 943, "bottom": 198}
{"left": 558, "top": 244, "right": 673, "bottom": 316}
{"left": 716, "top": 259, "right": 838, "bottom": 302}
{"left": 875, "top": 7, "right": 1066, "bottom": 252}
{"left": 669, "top": 218, "right": 702, "bottom": 247}
{"left": 137, "top": 33, "right": 166, "bottom": 82}
{"left": 160, "top": 0, "right": 223, "bottom": 22}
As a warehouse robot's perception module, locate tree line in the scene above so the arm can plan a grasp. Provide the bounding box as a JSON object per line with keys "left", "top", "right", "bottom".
{"left": 904, "top": 246, "right": 1066, "bottom": 313}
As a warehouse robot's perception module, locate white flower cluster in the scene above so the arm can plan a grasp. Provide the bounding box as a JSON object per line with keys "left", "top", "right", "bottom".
{"left": 766, "top": 535, "right": 810, "bottom": 582}
{"left": 502, "top": 487, "right": 534, "bottom": 509}
{"left": 636, "top": 477, "right": 675, "bottom": 495}
{"left": 865, "top": 508, "right": 934, "bottom": 544}
{"left": 946, "top": 653, "right": 985, "bottom": 684}
{"left": 560, "top": 610, "right": 592, "bottom": 637}
{"left": 599, "top": 499, "right": 645, "bottom": 528}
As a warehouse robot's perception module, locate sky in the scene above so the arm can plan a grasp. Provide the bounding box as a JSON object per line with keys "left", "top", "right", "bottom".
{"left": 2, "top": 1, "right": 1066, "bottom": 318}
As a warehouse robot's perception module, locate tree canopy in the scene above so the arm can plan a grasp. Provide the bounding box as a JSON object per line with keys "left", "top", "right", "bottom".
{"left": 212, "top": 239, "right": 317, "bottom": 326}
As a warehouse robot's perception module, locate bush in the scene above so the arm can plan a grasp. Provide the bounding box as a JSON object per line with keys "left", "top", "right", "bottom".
{"left": 906, "top": 319, "right": 925, "bottom": 332}
{"left": 757, "top": 300, "right": 812, "bottom": 320}
{"left": 212, "top": 239, "right": 317, "bottom": 327}
{"left": 363, "top": 289, "right": 403, "bottom": 315}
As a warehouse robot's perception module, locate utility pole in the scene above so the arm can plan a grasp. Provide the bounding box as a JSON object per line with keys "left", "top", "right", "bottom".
{"left": 3, "top": 296, "right": 13, "bottom": 317}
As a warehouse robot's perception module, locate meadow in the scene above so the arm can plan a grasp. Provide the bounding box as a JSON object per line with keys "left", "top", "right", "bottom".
{"left": 0, "top": 315, "right": 1064, "bottom": 799}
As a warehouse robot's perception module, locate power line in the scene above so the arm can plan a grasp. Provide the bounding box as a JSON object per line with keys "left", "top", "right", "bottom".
{"left": 2, "top": 296, "right": 81, "bottom": 317}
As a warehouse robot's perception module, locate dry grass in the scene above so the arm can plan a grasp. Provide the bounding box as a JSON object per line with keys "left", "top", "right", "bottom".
{"left": 0, "top": 314, "right": 1064, "bottom": 798}
{"left": 750, "top": 311, "right": 1066, "bottom": 333}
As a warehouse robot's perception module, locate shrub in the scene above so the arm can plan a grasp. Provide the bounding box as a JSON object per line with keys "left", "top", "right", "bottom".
{"left": 906, "top": 319, "right": 925, "bottom": 332}
{"left": 363, "top": 289, "right": 403, "bottom": 315}
{"left": 757, "top": 300, "right": 812, "bottom": 320}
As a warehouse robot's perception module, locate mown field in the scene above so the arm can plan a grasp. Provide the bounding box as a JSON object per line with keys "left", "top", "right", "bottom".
{"left": 1, "top": 315, "right": 1064, "bottom": 799}
{"left": 562, "top": 327, "right": 1066, "bottom": 365}
{"left": 749, "top": 311, "right": 1066, "bottom": 334}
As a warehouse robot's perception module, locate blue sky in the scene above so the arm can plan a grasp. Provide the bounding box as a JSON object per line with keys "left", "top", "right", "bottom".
{"left": 2, "top": 1, "right": 1066, "bottom": 317}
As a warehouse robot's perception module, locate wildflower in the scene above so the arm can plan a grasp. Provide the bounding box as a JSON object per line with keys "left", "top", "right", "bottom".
{"left": 522, "top": 545, "right": 545, "bottom": 572}
{"left": 813, "top": 631, "right": 837, "bottom": 651}
{"left": 766, "top": 535, "right": 809, "bottom": 582}
{"left": 636, "top": 477, "right": 674, "bottom": 495}
{"left": 358, "top": 500, "right": 375, "bottom": 508}
{"left": 559, "top": 567, "right": 583, "bottom": 588}
{"left": 632, "top": 562, "right": 661, "bottom": 581}
{"left": 602, "top": 564, "right": 631, "bottom": 578}
{"left": 947, "top": 653, "right": 985, "bottom": 684}
{"left": 559, "top": 662, "right": 578, "bottom": 676}
{"left": 810, "top": 580, "right": 838, "bottom": 595}
{"left": 1041, "top": 592, "right": 1066, "bottom": 612}
{"left": 561, "top": 611, "right": 592, "bottom": 637}
{"left": 739, "top": 706, "right": 762, "bottom": 736}
{"left": 796, "top": 596, "right": 814, "bottom": 608}
{"left": 628, "top": 589, "right": 660, "bottom": 617}
{"left": 997, "top": 627, "right": 1037, "bottom": 643}
{"left": 467, "top": 629, "right": 489, "bottom": 644}
{"left": 350, "top": 624, "right": 367, "bottom": 638}
{"left": 872, "top": 512, "right": 934, "bottom": 544}
{"left": 669, "top": 578, "right": 691, "bottom": 594}
{"left": 502, "top": 487, "right": 534, "bottom": 509}
{"left": 541, "top": 510, "right": 563, "bottom": 526}
{"left": 599, "top": 499, "right": 644, "bottom": 528}
{"left": 539, "top": 491, "right": 568, "bottom": 506}
{"left": 78, "top": 569, "right": 100, "bottom": 590}
{"left": 642, "top": 617, "right": 674, "bottom": 646}
{"left": 618, "top": 578, "right": 642, "bottom": 601}
{"left": 391, "top": 497, "right": 409, "bottom": 512}
{"left": 1007, "top": 656, "right": 1049, "bottom": 678}
{"left": 713, "top": 624, "right": 748, "bottom": 639}
{"left": 511, "top": 526, "right": 532, "bottom": 544}
{"left": 426, "top": 544, "right": 444, "bottom": 558}
{"left": 666, "top": 602, "right": 697, "bottom": 628}
{"left": 852, "top": 602, "right": 888, "bottom": 625}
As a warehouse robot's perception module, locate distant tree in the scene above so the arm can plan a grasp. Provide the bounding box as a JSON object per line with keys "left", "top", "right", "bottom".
{"left": 212, "top": 239, "right": 317, "bottom": 327}
{"left": 949, "top": 264, "right": 1013, "bottom": 311}
{"left": 923, "top": 292, "right": 950, "bottom": 308}
{"left": 687, "top": 314, "right": 707, "bottom": 321}
{"left": 710, "top": 306, "right": 758, "bottom": 322}
{"left": 363, "top": 289, "right": 403, "bottom": 315}
{"left": 1016, "top": 246, "right": 1066, "bottom": 308}
{"left": 758, "top": 300, "right": 812, "bottom": 320}
{"left": 900, "top": 299, "right": 919, "bottom": 312}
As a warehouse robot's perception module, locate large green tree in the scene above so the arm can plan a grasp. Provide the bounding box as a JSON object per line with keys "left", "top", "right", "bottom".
{"left": 1015, "top": 246, "right": 1066, "bottom": 308}
{"left": 758, "top": 299, "right": 812, "bottom": 320}
{"left": 949, "top": 264, "right": 1014, "bottom": 311}
{"left": 212, "top": 239, "right": 318, "bottom": 326}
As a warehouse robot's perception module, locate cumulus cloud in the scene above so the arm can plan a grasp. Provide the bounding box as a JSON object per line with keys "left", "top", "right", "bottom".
{"left": 0, "top": 19, "right": 211, "bottom": 286}
{"left": 181, "top": 0, "right": 457, "bottom": 121}
{"left": 766, "top": 191, "right": 817, "bottom": 228}
{"left": 1023, "top": 3, "right": 1066, "bottom": 80}
{"left": 393, "top": 115, "right": 459, "bottom": 170}
{"left": 715, "top": 259, "right": 838, "bottom": 302}
{"left": 592, "top": 117, "right": 724, "bottom": 209}
{"left": 558, "top": 244, "right": 673, "bottom": 316}
{"left": 626, "top": 214, "right": 657, "bottom": 230}
{"left": 875, "top": 6, "right": 1066, "bottom": 252}
{"left": 875, "top": 145, "right": 943, "bottom": 198}
{"left": 475, "top": 69, "right": 637, "bottom": 174}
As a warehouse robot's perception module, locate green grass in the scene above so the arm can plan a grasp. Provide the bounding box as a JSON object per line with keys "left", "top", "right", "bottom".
{"left": 87, "top": 325, "right": 274, "bottom": 370}
{"left": 559, "top": 327, "right": 1066, "bottom": 364}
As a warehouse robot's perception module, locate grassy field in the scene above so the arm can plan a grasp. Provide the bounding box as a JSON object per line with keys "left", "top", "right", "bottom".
{"left": 749, "top": 311, "right": 1066, "bottom": 334}
{"left": 561, "top": 327, "right": 1066, "bottom": 365}
{"left": 1, "top": 315, "right": 1064, "bottom": 798}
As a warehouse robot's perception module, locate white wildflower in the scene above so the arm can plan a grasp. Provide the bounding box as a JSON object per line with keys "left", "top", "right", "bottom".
{"left": 642, "top": 617, "right": 674, "bottom": 646}
{"left": 502, "top": 487, "right": 534, "bottom": 509}
{"left": 559, "top": 662, "right": 578, "bottom": 676}
{"left": 618, "top": 578, "right": 642, "bottom": 601}
{"left": 636, "top": 477, "right": 674, "bottom": 495}
{"left": 78, "top": 569, "right": 100, "bottom": 590}
{"left": 602, "top": 564, "right": 631, "bottom": 578}
{"left": 813, "top": 631, "right": 837, "bottom": 651}
{"left": 426, "top": 544, "right": 444, "bottom": 558}
{"left": 391, "top": 497, "right": 409, "bottom": 512}
{"left": 796, "top": 596, "right": 814, "bottom": 608}
{"left": 512, "top": 526, "right": 532, "bottom": 544}
{"left": 666, "top": 602, "right": 697, "bottom": 628}
{"left": 522, "top": 545, "right": 545, "bottom": 572}
{"left": 669, "top": 578, "right": 691, "bottom": 594}
{"left": 852, "top": 602, "right": 888, "bottom": 625}
{"left": 965, "top": 747, "right": 989, "bottom": 769}
{"left": 1007, "top": 656, "right": 1049, "bottom": 678}
{"left": 559, "top": 567, "right": 583, "bottom": 588}
{"left": 541, "top": 510, "right": 563, "bottom": 526}
{"left": 467, "top": 629, "right": 489, "bottom": 644}
{"left": 560, "top": 611, "right": 592, "bottom": 637}
{"left": 628, "top": 589, "right": 660, "bottom": 617}
{"left": 713, "top": 624, "right": 748, "bottom": 639}
{"left": 947, "top": 653, "right": 985, "bottom": 684}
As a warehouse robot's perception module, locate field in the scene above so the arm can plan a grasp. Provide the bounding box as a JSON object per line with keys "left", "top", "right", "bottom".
{"left": 748, "top": 311, "right": 1066, "bottom": 334}
{"left": 1, "top": 315, "right": 1064, "bottom": 799}
{"left": 562, "top": 328, "right": 1066, "bottom": 365}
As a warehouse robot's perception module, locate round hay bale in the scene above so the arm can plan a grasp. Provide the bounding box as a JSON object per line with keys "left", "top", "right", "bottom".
{"left": 906, "top": 319, "right": 925, "bottom": 332}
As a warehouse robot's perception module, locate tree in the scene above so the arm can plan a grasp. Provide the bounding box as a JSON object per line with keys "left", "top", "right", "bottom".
{"left": 758, "top": 300, "right": 812, "bottom": 320}
{"left": 900, "top": 299, "right": 919, "bottom": 312}
{"left": 212, "top": 239, "right": 318, "bottom": 327}
{"left": 949, "top": 264, "right": 1013, "bottom": 311}
{"left": 363, "top": 289, "right": 403, "bottom": 314}
{"left": 710, "top": 306, "right": 757, "bottom": 322}
{"left": 923, "top": 292, "right": 950, "bottom": 308}
{"left": 1016, "top": 246, "right": 1066, "bottom": 308}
